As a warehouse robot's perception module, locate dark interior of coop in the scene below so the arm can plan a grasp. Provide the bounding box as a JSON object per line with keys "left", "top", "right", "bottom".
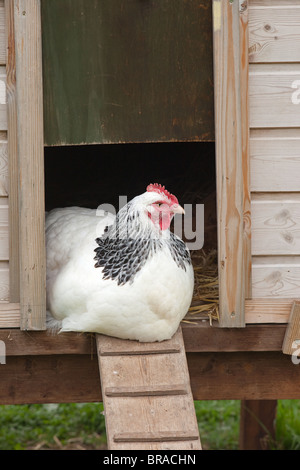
{"left": 44, "top": 142, "right": 217, "bottom": 253}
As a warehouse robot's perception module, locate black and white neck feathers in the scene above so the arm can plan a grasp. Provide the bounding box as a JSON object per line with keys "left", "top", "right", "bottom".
{"left": 94, "top": 201, "right": 191, "bottom": 285}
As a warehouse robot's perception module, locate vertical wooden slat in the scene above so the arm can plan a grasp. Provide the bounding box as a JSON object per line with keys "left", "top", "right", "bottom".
{"left": 14, "top": 0, "right": 45, "bottom": 329}
{"left": 5, "top": 0, "right": 19, "bottom": 302}
{"left": 212, "top": 0, "right": 250, "bottom": 327}
{"left": 239, "top": 1, "right": 252, "bottom": 300}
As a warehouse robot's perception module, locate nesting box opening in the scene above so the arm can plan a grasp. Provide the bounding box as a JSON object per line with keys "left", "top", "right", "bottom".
{"left": 44, "top": 141, "right": 218, "bottom": 324}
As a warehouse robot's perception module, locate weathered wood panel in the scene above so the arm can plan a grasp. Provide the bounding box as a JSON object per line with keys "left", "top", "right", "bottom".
{"left": 0, "top": 131, "right": 7, "bottom": 195}
{"left": 250, "top": 129, "right": 300, "bottom": 192}
{"left": 252, "top": 256, "right": 300, "bottom": 298}
{"left": 0, "top": 324, "right": 289, "bottom": 356}
{"left": 252, "top": 194, "right": 300, "bottom": 255}
{"left": 240, "top": 0, "right": 252, "bottom": 300}
{"left": 0, "top": 354, "right": 102, "bottom": 404}
{"left": 5, "top": 0, "right": 19, "bottom": 302}
{"left": 0, "top": 260, "right": 8, "bottom": 300}
{"left": 0, "top": 1, "right": 5, "bottom": 65}
{"left": 0, "top": 66, "right": 6, "bottom": 130}
{"left": 249, "top": 64, "right": 300, "bottom": 128}
{"left": 213, "top": 0, "right": 249, "bottom": 326}
{"left": 14, "top": 0, "right": 46, "bottom": 330}
{"left": 2, "top": 351, "right": 300, "bottom": 404}
{"left": 249, "top": 4, "right": 300, "bottom": 63}
{"left": 250, "top": 0, "right": 300, "bottom": 5}
{"left": 0, "top": 198, "right": 8, "bottom": 260}
{"left": 42, "top": 0, "right": 214, "bottom": 146}
{"left": 0, "top": 302, "right": 20, "bottom": 324}
{"left": 245, "top": 298, "right": 292, "bottom": 324}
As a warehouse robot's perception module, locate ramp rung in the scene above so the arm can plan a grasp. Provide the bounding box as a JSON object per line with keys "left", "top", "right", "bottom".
{"left": 114, "top": 431, "right": 200, "bottom": 443}
{"left": 98, "top": 342, "right": 181, "bottom": 356}
{"left": 105, "top": 383, "right": 188, "bottom": 397}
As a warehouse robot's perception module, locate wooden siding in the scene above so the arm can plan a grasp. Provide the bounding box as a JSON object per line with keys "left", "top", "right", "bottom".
{"left": 250, "top": 129, "right": 300, "bottom": 192}
{"left": 251, "top": 194, "right": 300, "bottom": 256}
{"left": 0, "top": 3, "right": 9, "bottom": 305}
{"left": 0, "top": 1, "right": 5, "bottom": 65}
{"left": 248, "top": 0, "right": 300, "bottom": 309}
{"left": 249, "top": 64, "right": 300, "bottom": 128}
{"left": 249, "top": 3, "right": 300, "bottom": 63}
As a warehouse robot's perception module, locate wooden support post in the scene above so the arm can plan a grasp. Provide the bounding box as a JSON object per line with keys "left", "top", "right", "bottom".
{"left": 282, "top": 301, "right": 300, "bottom": 355}
{"left": 212, "top": 0, "right": 250, "bottom": 327}
{"left": 239, "top": 400, "right": 277, "bottom": 450}
{"left": 14, "top": 0, "right": 46, "bottom": 329}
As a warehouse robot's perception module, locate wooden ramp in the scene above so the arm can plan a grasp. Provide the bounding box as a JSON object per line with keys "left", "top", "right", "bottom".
{"left": 96, "top": 327, "right": 201, "bottom": 450}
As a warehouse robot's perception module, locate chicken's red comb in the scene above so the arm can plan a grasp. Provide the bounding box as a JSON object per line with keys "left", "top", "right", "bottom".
{"left": 146, "top": 183, "right": 178, "bottom": 205}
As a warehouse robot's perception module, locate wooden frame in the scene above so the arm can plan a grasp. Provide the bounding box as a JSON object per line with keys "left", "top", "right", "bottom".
{"left": 0, "top": 322, "right": 299, "bottom": 405}
{"left": 212, "top": 0, "right": 251, "bottom": 327}
{"left": 1, "top": 0, "right": 46, "bottom": 329}
{"left": 14, "top": 0, "right": 45, "bottom": 330}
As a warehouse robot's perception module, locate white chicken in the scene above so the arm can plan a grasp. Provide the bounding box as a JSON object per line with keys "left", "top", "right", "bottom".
{"left": 46, "top": 183, "right": 194, "bottom": 342}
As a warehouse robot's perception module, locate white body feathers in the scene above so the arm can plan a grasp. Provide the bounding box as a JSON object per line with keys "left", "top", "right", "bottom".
{"left": 46, "top": 191, "right": 194, "bottom": 342}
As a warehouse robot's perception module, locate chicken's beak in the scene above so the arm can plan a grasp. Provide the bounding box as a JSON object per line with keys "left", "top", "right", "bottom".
{"left": 172, "top": 204, "right": 185, "bottom": 215}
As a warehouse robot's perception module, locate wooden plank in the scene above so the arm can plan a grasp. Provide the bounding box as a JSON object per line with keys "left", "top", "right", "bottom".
{"left": 240, "top": 0, "right": 252, "bottom": 299}
{"left": 0, "top": 260, "right": 8, "bottom": 301}
{"left": 282, "top": 301, "right": 300, "bottom": 355}
{"left": 249, "top": 5, "right": 300, "bottom": 63}
{"left": 0, "top": 66, "right": 6, "bottom": 130}
{"left": 250, "top": 129, "right": 300, "bottom": 192}
{"left": 249, "top": 64, "right": 300, "bottom": 128}
{"left": 252, "top": 256, "right": 300, "bottom": 298}
{"left": 239, "top": 400, "right": 277, "bottom": 450}
{"left": 0, "top": 354, "right": 102, "bottom": 404}
{"left": 250, "top": 0, "right": 300, "bottom": 5}
{"left": 0, "top": 301, "right": 19, "bottom": 326}
{"left": 0, "top": 132, "right": 7, "bottom": 196}
{"left": 14, "top": 0, "right": 46, "bottom": 329}
{"left": 97, "top": 327, "right": 201, "bottom": 450}
{"left": 212, "top": 0, "right": 247, "bottom": 327}
{"left": 183, "top": 322, "right": 288, "bottom": 349}
{"left": 188, "top": 351, "right": 300, "bottom": 400}
{"left": 0, "top": 199, "right": 8, "bottom": 259}
{"left": 98, "top": 333, "right": 181, "bottom": 356}
{"left": 5, "top": 0, "right": 19, "bottom": 303}
{"left": 251, "top": 195, "right": 300, "bottom": 255}
{"left": 0, "top": 1, "right": 5, "bottom": 65}
{"left": 245, "top": 298, "right": 292, "bottom": 323}
{"left": 98, "top": 349, "right": 189, "bottom": 393}
{"left": 0, "top": 323, "right": 289, "bottom": 356}
{"left": 2, "top": 351, "right": 300, "bottom": 404}
{"left": 42, "top": 0, "right": 214, "bottom": 146}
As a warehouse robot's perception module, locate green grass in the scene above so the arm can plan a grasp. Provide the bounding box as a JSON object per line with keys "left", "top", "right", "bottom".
{"left": 0, "top": 400, "right": 300, "bottom": 450}
{"left": 0, "top": 403, "right": 106, "bottom": 450}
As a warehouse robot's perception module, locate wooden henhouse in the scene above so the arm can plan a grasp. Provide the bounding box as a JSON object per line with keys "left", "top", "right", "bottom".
{"left": 0, "top": 0, "right": 300, "bottom": 450}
